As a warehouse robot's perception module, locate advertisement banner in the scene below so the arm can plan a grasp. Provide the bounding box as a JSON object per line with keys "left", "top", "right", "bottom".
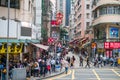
{"left": 109, "top": 27, "right": 119, "bottom": 38}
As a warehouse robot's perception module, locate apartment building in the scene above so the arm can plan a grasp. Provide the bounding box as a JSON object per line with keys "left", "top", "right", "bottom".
{"left": 69, "top": 0, "right": 75, "bottom": 41}
{"left": 74, "top": 0, "right": 93, "bottom": 40}
{"left": 92, "top": 0, "right": 120, "bottom": 57}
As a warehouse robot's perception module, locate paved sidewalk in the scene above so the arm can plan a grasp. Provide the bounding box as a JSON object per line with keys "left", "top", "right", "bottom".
{"left": 26, "top": 68, "right": 65, "bottom": 80}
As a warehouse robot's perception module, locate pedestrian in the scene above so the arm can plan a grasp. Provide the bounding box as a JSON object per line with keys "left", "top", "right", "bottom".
{"left": 46, "top": 58, "right": 51, "bottom": 74}
{"left": 79, "top": 55, "right": 83, "bottom": 66}
{"left": 97, "top": 56, "right": 103, "bottom": 68}
{"left": 66, "top": 56, "right": 70, "bottom": 64}
{"left": 85, "top": 56, "right": 90, "bottom": 68}
{"left": 33, "top": 59, "right": 39, "bottom": 77}
{"left": 63, "top": 59, "right": 69, "bottom": 74}
{"left": 50, "top": 58, "right": 56, "bottom": 72}
{"left": 70, "top": 56, "right": 75, "bottom": 67}
{"left": 2, "top": 67, "right": 6, "bottom": 80}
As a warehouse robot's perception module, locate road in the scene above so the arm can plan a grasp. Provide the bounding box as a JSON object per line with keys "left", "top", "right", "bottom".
{"left": 44, "top": 68, "right": 120, "bottom": 80}
{"left": 43, "top": 52, "right": 120, "bottom": 80}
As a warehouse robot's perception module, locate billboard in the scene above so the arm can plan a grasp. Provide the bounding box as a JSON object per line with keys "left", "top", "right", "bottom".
{"left": 109, "top": 27, "right": 119, "bottom": 38}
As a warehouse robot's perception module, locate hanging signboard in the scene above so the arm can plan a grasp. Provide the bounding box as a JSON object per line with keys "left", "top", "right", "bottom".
{"left": 104, "top": 42, "right": 120, "bottom": 49}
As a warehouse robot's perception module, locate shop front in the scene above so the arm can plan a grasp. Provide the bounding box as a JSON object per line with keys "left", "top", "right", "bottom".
{"left": 104, "top": 42, "right": 120, "bottom": 57}
{"left": 93, "top": 23, "right": 120, "bottom": 58}
{"left": 0, "top": 42, "right": 24, "bottom": 63}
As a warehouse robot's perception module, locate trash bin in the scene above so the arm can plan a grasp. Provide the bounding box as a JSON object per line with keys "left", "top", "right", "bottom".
{"left": 12, "top": 68, "right": 26, "bottom": 80}
{"left": 118, "top": 57, "right": 120, "bottom": 65}
{"left": 55, "top": 65, "right": 61, "bottom": 72}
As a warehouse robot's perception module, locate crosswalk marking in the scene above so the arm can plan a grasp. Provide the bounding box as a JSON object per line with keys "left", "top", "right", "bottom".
{"left": 111, "top": 69, "right": 120, "bottom": 77}
{"left": 93, "top": 69, "right": 101, "bottom": 80}
{"left": 45, "top": 70, "right": 72, "bottom": 80}
{"left": 72, "top": 69, "right": 75, "bottom": 80}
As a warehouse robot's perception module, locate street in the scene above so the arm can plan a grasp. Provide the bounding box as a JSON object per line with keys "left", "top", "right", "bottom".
{"left": 43, "top": 52, "right": 120, "bottom": 80}
{"left": 44, "top": 68, "right": 120, "bottom": 80}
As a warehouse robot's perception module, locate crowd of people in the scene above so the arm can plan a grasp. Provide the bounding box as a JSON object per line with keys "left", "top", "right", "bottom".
{"left": 78, "top": 52, "right": 119, "bottom": 68}
{"left": 0, "top": 52, "right": 72, "bottom": 80}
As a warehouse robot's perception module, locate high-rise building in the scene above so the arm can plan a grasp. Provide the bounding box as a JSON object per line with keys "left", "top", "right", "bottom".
{"left": 56, "top": 0, "right": 71, "bottom": 27}
{"left": 69, "top": 0, "right": 75, "bottom": 41}
{"left": 74, "top": 0, "right": 93, "bottom": 39}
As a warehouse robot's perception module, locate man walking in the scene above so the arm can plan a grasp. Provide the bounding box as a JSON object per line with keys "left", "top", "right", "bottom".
{"left": 79, "top": 55, "right": 83, "bottom": 66}
{"left": 85, "top": 56, "right": 90, "bottom": 68}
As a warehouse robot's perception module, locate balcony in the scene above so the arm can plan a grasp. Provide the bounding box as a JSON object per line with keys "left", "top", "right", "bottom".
{"left": 92, "top": 14, "right": 120, "bottom": 26}
{"left": 93, "top": 0, "right": 120, "bottom": 11}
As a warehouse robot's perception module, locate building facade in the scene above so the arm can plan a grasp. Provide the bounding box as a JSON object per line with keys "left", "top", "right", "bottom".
{"left": 69, "top": 0, "right": 75, "bottom": 41}
{"left": 41, "top": 0, "right": 53, "bottom": 43}
{"left": 74, "top": 0, "right": 93, "bottom": 39}
{"left": 0, "top": 0, "right": 42, "bottom": 61}
{"left": 92, "top": 0, "right": 120, "bottom": 57}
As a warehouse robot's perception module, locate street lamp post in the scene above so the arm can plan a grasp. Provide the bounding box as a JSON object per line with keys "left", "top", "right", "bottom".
{"left": 6, "top": 0, "right": 10, "bottom": 80}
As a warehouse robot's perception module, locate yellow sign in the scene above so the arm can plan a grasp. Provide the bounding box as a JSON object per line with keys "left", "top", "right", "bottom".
{"left": 0, "top": 43, "right": 23, "bottom": 53}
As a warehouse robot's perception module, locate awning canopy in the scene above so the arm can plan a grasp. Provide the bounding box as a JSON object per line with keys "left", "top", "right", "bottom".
{"left": 32, "top": 43, "right": 49, "bottom": 51}
{"left": 0, "top": 39, "right": 40, "bottom": 43}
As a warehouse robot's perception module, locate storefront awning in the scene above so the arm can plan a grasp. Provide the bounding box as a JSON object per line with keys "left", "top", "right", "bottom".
{"left": 32, "top": 43, "right": 49, "bottom": 51}
{"left": 0, "top": 39, "right": 40, "bottom": 43}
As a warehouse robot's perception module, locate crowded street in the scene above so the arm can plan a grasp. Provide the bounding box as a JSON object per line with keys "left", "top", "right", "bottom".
{"left": 0, "top": 0, "right": 120, "bottom": 80}
{"left": 44, "top": 52, "right": 120, "bottom": 80}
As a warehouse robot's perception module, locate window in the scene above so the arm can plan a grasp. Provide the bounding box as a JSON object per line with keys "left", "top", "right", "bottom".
{"left": 78, "top": 14, "right": 81, "bottom": 20}
{"left": 78, "top": 5, "right": 81, "bottom": 11}
{"left": 86, "top": 22, "right": 90, "bottom": 27}
{"left": 21, "top": 27, "right": 32, "bottom": 36}
{"left": 86, "top": 4, "right": 90, "bottom": 9}
{"left": 78, "top": 23, "right": 81, "bottom": 29}
{"left": 0, "top": 0, "right": 20, "bottom": 9}
{"left": 0, "top": 0, "right": 6, "bottom": 6}
{"left": 99, "top": 6, "right": 120, "bottom": 15}
{"left": 86, "top": 13, "right": 90, "bottom": 19}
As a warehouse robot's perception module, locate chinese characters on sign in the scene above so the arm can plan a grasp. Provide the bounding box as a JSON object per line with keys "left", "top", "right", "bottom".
{"left": 104, "top": 42, "right": 120, "bottom": 49}
{"left": 51, "top": 12, "right": 63, "bottom": 26}
{"left": 0, "top": 43, "right": 23, "bottom": 53}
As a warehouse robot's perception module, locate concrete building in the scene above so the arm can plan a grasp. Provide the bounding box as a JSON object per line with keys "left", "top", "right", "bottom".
{"left": 92, "top": 0, "right": 120, "bottom": 57}
{"left": 41, "top": 0, "right": 53, "bottom": 43}
{"left": 34, "top": 0, "right": 42, "bottom": 40}
{"left": 74, "top": 0, "right": 93, "bottom": 39}
{"left": 0, "top": 0, "right": 42, "bottom": 61}
{"left": 69, "top": 0, "right": 75, "bottom": 41}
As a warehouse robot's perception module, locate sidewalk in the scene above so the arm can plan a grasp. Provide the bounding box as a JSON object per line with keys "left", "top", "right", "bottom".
{"left": 26, "top": 68, "right": 65, "bottom": 80}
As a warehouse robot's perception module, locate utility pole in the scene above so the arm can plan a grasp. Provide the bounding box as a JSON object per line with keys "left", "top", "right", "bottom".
{"left": 6, "top": 0, "right": 10, "bottom": 80}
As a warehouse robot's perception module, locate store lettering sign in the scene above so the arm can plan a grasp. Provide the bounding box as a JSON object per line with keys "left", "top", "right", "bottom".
{"left": 104, "top": 42, "right": 120, "bottom": 49}
{"left": 0, "top": 43, "right": 23, "bottom": 53}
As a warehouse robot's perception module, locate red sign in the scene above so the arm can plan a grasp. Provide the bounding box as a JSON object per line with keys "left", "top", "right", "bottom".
{"left": 51, "top": 19, "right": 62, "bottom": 26}
{"left": 51, "top": 20, "right": 56, "bottom": 25}
{"left": 48, "top": 37, "right": 54, "bottom": 44}
{"left": 56, "top": 12, "right": 63, "bottom": 19}
{"left": 104, "top": 42, "right": 120, "bottom": 49}
{"left": 104, "top": 42, "right": 110, "bottom": 49}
